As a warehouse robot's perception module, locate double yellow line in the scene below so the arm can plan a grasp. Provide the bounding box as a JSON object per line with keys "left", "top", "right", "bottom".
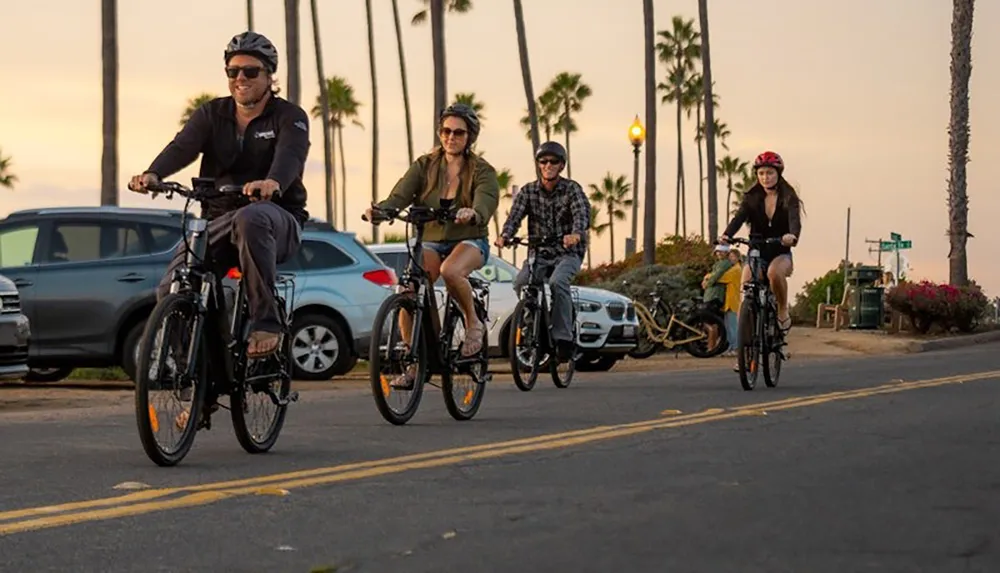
{"left": 1, "top": 369, "right": 997, "bottom": 536}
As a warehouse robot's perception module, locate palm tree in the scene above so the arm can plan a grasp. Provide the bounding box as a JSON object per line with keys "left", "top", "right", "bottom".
{"left": 366, "top": 0, "right": 380, "bottom": 243}
{"left": 717, "top": 155, "right": 748, "bottom": 225}
{"left": 730, "top": 169, "right": 755, "bottom": 218}
{"left": 283, "top": 0, "right": 301, "bottom": 105}
{"left": 641, "top": 0, "right": 658, "bottom": 265}
{"left": 698, "top": 0, "right": 721, "bottom": 240}
{"left": 101, "top": 0, "right": 118, "bottom": 206}
{"left": 411, "top": 0, "right": 472, "bottom": 24}
{"left": 246, "top": 0, "right": 254, "bottom": 30}
{"left": 588, "top": 173, "right": 632, "bottom": 263}
{"left": 179, "top": 93, "right": 217, "bottom": 127}
{"left": 587, "top": 205, "right": 610, "bottom": 269}
{"left": 452, "top": 92, "right": 486, "bottom": 123}
{"left": 656, "top": 16, "right": 701, "bottom": 237}
{"left": 0, "top": 148, "right": 17, "bottom": 190}
{"left": 520, "top": 90, "right": 559, "bottom": 141}
{"left": 688, "top": 75, "right": 721, "bottom": 239}
{"left": 391, "top": 0, "right": 415, "bottom": 164}
{"left": 512, "top": 0, "right": 540, "bottom": 164}
{"left": 947, "top": 0, "right": 974, "bottom": 286}
{"left": 312, "top": 77, "right": 364, "bottom": 231}
{"left": 493, "top": 168, "right": 513, "bottom": 252}
{"left": 309, "top": 0, "right": 334, "bottom": 225}
{"left": 546, "top": 72, "right": 592, "bottom": 178}
{"left": 413, "top": 1, "right": 474, "bottom": 145}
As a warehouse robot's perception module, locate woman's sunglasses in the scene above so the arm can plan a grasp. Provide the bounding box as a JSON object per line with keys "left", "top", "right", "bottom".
{"left": 439, "top": 127, "right": 468, "bottom": 138}
{"left": 226, "top": 65, "right": 265, "bottom": 79}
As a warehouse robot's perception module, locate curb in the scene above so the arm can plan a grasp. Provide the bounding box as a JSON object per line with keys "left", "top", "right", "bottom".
{"left": 905, "top": 330, "right": 1000, "bottom": 353}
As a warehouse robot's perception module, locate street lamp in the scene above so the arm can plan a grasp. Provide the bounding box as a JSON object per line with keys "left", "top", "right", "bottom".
{"left": 625, "top": 114, "right": 645, "bottom": 257}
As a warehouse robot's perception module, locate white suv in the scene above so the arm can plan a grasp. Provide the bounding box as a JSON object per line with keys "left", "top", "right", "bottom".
{"left": 367, "top": 244, "right": 638, "bottom": 372}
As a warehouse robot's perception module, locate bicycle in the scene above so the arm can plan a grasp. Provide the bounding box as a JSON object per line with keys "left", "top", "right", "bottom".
{"left": 726, "top": 235, "right": 787, "bottom": 391}
{"left": 363, "top": 205, "right": 491, "bottom": 425}
{"left": 130, "top": 177, "right": 299, "bottom": 466}
{"left": 503, "top": 236, "right": 580, "bottom": 392}
{"left": 625, "top": 279, "right": 728, "bottom": 360}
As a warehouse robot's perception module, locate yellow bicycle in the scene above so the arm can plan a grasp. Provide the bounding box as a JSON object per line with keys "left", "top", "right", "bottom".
{"left": 626, "top": 280, "right": 728, "bottom": 359}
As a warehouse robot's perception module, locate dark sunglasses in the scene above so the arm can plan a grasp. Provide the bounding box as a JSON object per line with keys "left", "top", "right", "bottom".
{"left": 225, "top": 65, "right": 265, "bottom": 79}
{"left": 538, "top": 158, "right": 562, "bottom": 166}
{"left": 439, "top": 127, "right": 468, "bottom": 138}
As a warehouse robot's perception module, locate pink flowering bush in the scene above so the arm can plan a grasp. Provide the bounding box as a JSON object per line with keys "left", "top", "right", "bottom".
{"left": 886, "top": 280, "right": 988, "bottom": 333}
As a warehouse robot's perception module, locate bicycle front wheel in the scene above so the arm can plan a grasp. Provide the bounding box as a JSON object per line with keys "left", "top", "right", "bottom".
{"left": 736, "top": 300, "right": 760, "bottom": 391}
{"left": 369, "top": 293, "right": 427, "bottom": 425}
{"left": 508, "top": 299, "right": 542, "bottom": 391}
{"left": 231, "top": 329, "right": 293, "bottom": 453}
{"left": 441, "top": 301, "right": 488, "bottom": 421}
{"left": 134, "top": 293, "right": 209, "bottom": 467}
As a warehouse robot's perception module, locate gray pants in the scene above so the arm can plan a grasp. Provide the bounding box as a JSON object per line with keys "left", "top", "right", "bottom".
{"left": 157, "top": 201, "right": 301, "bottom": 334}
{"left": 513, "top": 254, "right": 582, "bottom": 343}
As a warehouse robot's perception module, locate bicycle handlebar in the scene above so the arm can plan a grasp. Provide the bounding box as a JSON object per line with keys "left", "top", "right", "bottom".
{"left": 721, "top": 236, "right": 785, "bottom": 248}
{"left": 502, "top": 236, "right": 564, "bottom": 249}
{"left": 128, "top": 178, "right": 258, "bottom": 201}
{"left": 362, "top": 204, "right": 462, "bottom": 226}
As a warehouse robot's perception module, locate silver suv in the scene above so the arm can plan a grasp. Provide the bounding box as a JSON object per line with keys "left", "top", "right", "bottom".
{"left": 0, "top": 273, "right": 30, "bottom": 380}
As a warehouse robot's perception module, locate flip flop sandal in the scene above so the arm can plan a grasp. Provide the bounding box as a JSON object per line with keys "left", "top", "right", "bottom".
{"left": 390, "top": 364, "right": 418, "bottom": 390}
{"left": 461, "top": 322, "right": 486, "bottom": 357}
{"left": 247, "top": 331, "right": 283, "bottom": 359}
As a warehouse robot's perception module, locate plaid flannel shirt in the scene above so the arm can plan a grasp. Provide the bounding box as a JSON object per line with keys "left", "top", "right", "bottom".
{"left": 501, "top": 177, "right": 591, "bottom": 259}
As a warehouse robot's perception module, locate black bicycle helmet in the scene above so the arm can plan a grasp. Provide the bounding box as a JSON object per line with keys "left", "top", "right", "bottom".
{"left": 439, "top": 103, "right": 481, "bottom": 145}
{"left": 535, "top": 141, "right": 567, "bottom": 164}
{"left": 224, "top": 31, "right": 279, "bottom": 73}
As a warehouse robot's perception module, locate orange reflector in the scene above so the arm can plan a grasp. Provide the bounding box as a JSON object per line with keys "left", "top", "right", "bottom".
{"left": 380, "top": 375, "right": 391, "bottom": 397}
{"left": 148, "top": 405, "right": 159, "bottom": 433}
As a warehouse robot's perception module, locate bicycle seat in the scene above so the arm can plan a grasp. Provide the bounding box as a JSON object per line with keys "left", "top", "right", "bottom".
{"left": 468, "top": 276, "right": 489, "bottom": 290}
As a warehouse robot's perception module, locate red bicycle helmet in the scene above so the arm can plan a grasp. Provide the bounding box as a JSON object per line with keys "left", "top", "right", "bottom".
{"left": 753, "top": 151, "right": 784, "bottom": 174}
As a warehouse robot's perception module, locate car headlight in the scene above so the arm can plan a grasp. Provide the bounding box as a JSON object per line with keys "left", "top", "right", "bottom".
{"left": 577, "top": 299, "right": 602, "bottom": 313}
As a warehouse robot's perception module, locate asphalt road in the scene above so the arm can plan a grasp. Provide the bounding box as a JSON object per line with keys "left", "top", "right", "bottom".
{"left": 1, "top": 345, "right": 999, "bottom": 572}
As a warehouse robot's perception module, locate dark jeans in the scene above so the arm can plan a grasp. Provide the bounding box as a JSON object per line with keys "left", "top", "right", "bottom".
{"left": 157, "top": 201, "right": 301, "bottom": 334}
{"left": 513, "top": 254, "right": 582, "bottom": 343}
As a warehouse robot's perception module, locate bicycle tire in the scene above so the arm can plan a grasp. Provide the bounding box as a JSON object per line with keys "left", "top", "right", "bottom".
{"left": 231, "top": 329, "right": 292, "bottom": 453}
{"left": 763, "top": 301, "right": 783, "bottom": 388}
{"left": 629, "top": 317, "right": 661, "bottom": 359}
{"left": 736, "top": 300, "right": 760, "bottom": 391}
{"left": 683, "top": 310, "right": 728, "bottom": 358}
{"left": 134, "top": 293, "right": 209, "bottom": 467}
{"left": 369, "top": 293, "right": 427, "bottom": 425}
{"left": 441, "top": 300, "right": 488, "bottom": 421}
{"left": 551, "top": 311, "right": 578, "bottom": 389}
{"left": 509, "top": 299, "right": 542, "bottom": 391}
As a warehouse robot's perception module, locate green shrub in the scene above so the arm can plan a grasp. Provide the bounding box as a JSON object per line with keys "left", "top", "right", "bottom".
{"left": 886, "top": 279, "right": 989, "bottom": 333}
{"left": 590, "top": 264, "right": 699, "bottom": 307}
{"left": 791, "top": 263, "right": 847, "bottom": 324}
{"left": 574, "top": 235, "right": 714, "bottom": 290}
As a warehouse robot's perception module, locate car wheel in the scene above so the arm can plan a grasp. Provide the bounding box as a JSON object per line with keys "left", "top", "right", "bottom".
{"left": 290, "top": 313, "right": 357, "bottom": 380}
{"left": 23, "top": 367, "right": 75, "bottom": 383}
{"left": 122, "top": 320, "right": 146, "bottom": 383}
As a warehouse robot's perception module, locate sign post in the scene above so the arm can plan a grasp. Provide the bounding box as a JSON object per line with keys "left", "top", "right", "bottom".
{"left": 879, "top": 232, "right": 912, "bottom": 282}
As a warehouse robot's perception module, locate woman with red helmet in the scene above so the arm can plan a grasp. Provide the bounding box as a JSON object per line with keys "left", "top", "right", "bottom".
{"left": 719, "top": 150, "right": 803, "bottom": 335}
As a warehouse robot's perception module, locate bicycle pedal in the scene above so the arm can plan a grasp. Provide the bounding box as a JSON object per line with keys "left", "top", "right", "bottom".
{"left": 275, "top": 391, "right": 299, "bottom": 406}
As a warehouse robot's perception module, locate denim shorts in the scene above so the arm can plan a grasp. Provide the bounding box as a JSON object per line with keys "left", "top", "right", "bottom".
{"left": 424, "top": 238, "right": 490, "bottom": 265}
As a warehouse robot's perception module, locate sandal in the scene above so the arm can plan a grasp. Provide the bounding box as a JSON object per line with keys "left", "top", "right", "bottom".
{"left": 461, "top": 321, "right": 486, "bottom": 357}
{"left": 777, "top": 316, "right": 792, "bottom": 336}
{"left": 390, "top": 364, "right": 418, "bottom": 390}
{"left": 247, "top": 331, "right": 282, "bottom": 359}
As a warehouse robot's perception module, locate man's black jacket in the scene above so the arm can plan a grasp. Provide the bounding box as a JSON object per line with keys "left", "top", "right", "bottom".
{"left": 147, "top": 94, "right": 310, "bottom": 223}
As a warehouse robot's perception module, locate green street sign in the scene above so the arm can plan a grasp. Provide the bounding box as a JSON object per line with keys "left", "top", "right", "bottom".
{"left": 880, "top": 240, "right": 912, "bottom": 251}
{"left": 890, "top": 232, "right": 902, "bottom": 241}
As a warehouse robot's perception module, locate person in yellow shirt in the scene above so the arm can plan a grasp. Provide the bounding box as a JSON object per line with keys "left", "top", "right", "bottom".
{"left": 717, "top": 248, "right": 743, "bottom": 357}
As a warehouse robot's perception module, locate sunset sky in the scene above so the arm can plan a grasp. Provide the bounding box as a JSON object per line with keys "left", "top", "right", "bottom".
{"left": 1, "top": 0, "right": 997, "bottom": 300}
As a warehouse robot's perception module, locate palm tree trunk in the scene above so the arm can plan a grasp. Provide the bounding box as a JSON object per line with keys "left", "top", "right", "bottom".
{"left": 430, "top": 0, "right": 446, "bottom": 146}
{"left": 366, "top": 0, "right": 380, "bottom": 243}
{"left": 338, "top": 123, "right": 348, "bottom": 231}
{"left": 330, "top": 123, "right": 338, "bottom": 224}
{"left": 674, "top": 97, "right": 683, "bottom": 236}
{"left": 699, "top": 0, "right": 720, "bottom": 241}
{"left": 309, "top": 0, "right": 334, "bottom": 225}
{"left": 725, "top": 174, "right": 733, "bottom": 224}
{"left": 283, "top": 0, "right": 301, "bottom": 105}
{"left": 587, "top": 244, "right": 592, "bottom": 269}
{"left": 246, "top": 0, "right": 254, "bottom": 30}
{"left": 641, "top": 0, "right": 658, "bottom": 265}
{"left": 696, "top": 102, "right": 705, "bottom": 239}
{"left": 101, "top": 0, "right": 118, "bottom": 206}
{"left": 564, "top": 101, "right": 572, "bottom": 178}
{"left": 947, "top": 0, "right": 974, "bottom": 286}
{"left": 513, "top": 0, "right": 541, "bottom": 169}
{"left": 609, "top": 215, "right": 615, "bottom": 263}
{"left": 391, "top": 0, "right": 414, "bottom": 164}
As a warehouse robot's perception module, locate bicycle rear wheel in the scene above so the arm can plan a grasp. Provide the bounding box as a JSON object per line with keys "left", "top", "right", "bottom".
{"left": 763, "top": 301, "right": 783, "bottom": 388}
{"left": 369, "top": 293, "right": 428, "bottom": 425}
{"left": 442, "top": 300, "right": 488, "bottom": 421}
{"left": 509, "top": 299, "right": 542, "bottom": 391}
{"left": 134, "top": 293, "right": 209, "bottom": 467}
{"left": 231, "top": 326, "right": 293, "bottom": 453}
{"left": 736, "top": 300, "right": 760, "bottom": 391}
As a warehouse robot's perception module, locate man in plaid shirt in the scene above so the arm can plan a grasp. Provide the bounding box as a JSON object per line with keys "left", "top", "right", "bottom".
{"left": 496, "top": 141, "right": 591, "bottom": 361}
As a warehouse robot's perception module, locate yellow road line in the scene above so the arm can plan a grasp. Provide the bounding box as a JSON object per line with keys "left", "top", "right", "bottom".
{"left": 1, "top": 369, "right": 997, "bottom": 536}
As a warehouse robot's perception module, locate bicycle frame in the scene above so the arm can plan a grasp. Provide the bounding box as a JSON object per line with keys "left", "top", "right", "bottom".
{"left": 511, "top": 237, "right": 579, "bottom": 351}
{"left": 631, "top": 298, "right": 707, "bottom": 349}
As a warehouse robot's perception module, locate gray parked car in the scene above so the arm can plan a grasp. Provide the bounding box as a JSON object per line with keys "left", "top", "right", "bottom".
{"left": 0, "top": 207, "right": 391, "bottom": 382}
{"left": 0, "top": 273, "right": 30, "bottom": 380}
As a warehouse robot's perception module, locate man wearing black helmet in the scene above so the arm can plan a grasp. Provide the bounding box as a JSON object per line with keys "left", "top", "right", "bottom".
{"left": 129, "top": 31, "right": 311, "bottom": 359}
{"left": 366, "top": 103, "right": 499, "bottom": 389}
{"left": 496, "top": 141, "right": 590, "bottom": 362}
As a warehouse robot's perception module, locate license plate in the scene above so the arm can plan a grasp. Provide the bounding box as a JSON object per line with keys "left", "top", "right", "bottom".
{"left": 623, "top": 325, "right": 636, "bottom": 338}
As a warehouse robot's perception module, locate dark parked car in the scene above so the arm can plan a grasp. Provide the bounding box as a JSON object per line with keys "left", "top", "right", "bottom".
{"left": 0, "top": 207, "right": 391, "bottom": 382}
{"left": 0, "top": 273, "right": 30, "bottom": 380}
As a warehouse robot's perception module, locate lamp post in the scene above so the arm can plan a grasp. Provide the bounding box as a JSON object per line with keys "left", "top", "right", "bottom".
{"left": 625, "top": 114, "right": 645, "bottom": 257}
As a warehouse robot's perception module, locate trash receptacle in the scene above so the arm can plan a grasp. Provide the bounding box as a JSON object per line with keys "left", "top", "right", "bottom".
{"left": 849, "top": 286, "right": 884, "bottom": 329}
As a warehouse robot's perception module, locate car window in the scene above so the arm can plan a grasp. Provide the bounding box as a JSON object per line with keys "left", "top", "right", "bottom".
{"left": 0, "top": 226, "right": 40, "bottom": 268}
{"left": 45, "top": 222, "right": 144, "bottom": 263}
{"left": 147, "top": 225, "right": 182, "bottom": 253}
{"left": 374, "top": 252, "right": 407, "bottom": 276}
{"left": 298, "top": 240, "right": 354, "bottom": 270}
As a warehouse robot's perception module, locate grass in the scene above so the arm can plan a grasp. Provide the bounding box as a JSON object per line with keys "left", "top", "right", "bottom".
{"left": 67, "top": 367, "right": 130, "bottom": 381}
